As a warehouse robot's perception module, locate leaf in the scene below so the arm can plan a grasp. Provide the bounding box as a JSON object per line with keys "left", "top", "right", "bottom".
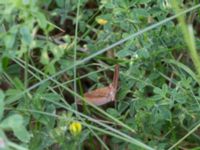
{"left": 137, "top": 48, "right": 150, "bottom": 59}
{"left": 13, "top": 126, "right": 31, "bottom": 143}
{"left": 50, "top": 46, "right": 64, "bottom": 59}
{"left": 172, "top": 90, "right": 187, "bottom": 104}
{"left": 153, "top": 84, "right": 168, "bottom": 98}
{"left": 20, "top": 26, "right": 32, "bottom": 45}
{"left": 13, "top": 77, "right": 25, "bottom": 90}
{"left": 5, "top": 89, "right": 23, "bottom": 105}
{"left": 36, "top": 81, "right": 50, "bottom": 94}
{"left": 23, "top": 0, "right": 30, "bottom": 5}
{"left": 0, "top": 114, "right": 31, "bottom": 143}
{"left": 45, "top": 104, "right": 56, "bottom": 128}
{"left": 1, "top": 57, "right": 10, "bottom": 71}
{"left": 152, "top": 106, "right": 171, "bottom": 123}
{"left": 0, "top": 114, "right": 23, "bottom": 129}
{"left": 11, "top": 0, "right": 24, "bottom": 8}
{"left": 117, "top": 75, "right": 135, "bottom": 100}
{"left": 135, "top": 0, "right": 151, "bottom": 4}
{"left": 35, "top": 12, "right": 47, "bottom": 29}
{"left": 44, "top": 62, "right": 56, "bottom": 75}
{"left": 0, "top": 62, "right": 2, "bottom": 74}
{"left": 59, "top": 59, "right": 73, "bottom": 76}
{"left": 118, "top": 102, "right": 129, "bottom": 114}
{"left": 160, "top": 106, "right": 171, "bottom": 121}
{"left": 117, "top": 49, "right": 134, "bottom": 57}
{"left": 4, "top": 34, "right": 16, "bottom": 49}
{"left": 0, "top": 90, "right": 5, "bottom": 120}
{"left": 132, "top": 8, "right": 148, "bottom": 19}
{"left": 164, "top": 59, "right": 200, "bottom": 84}
{"left": 55, "top": 0, "right": 65, "bottom": 7}
{"left": 43, "top": 93, "right": 61, "bottom": 102}
{"left": 107, "top": 108, "right": 120, "bottom": 117}
{"left": 40, "top": 50, "right": 49, "bottom": 65}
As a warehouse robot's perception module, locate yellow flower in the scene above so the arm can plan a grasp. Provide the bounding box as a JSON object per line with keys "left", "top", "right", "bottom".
{"left": 69, "top": 121, "right": 82, "bottom": 136}
{"left": 96, "top": 18, "right": 108, "bottom": 25}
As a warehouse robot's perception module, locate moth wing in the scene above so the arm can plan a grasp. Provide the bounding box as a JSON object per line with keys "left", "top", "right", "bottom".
{"left": 84, "top": 86, "right": 111, "bottom": 97}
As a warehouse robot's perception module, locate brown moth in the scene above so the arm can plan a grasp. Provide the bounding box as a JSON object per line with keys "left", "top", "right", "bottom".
{"left": 80, "top": 65, "right": 119, "bottom": 106}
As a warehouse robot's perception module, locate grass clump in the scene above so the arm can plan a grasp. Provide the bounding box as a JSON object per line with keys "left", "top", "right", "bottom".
{"left": 0, "top": 0, "right": 200, "bottom": 149}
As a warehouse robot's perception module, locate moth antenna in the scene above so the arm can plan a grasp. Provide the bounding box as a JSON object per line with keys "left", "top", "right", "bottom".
{"left": 112, "top": 64, "right": 119, "bottom": 90}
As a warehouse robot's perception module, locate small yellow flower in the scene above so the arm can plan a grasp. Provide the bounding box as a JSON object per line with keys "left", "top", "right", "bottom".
{"left": 69, "top": 121, "right": 82, "bottom": 136}
{"left": 96, "top": 18, "right": 108, "bottom": 25}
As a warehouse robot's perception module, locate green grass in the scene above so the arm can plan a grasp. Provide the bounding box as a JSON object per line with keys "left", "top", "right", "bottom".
{"left": 1, "top": 0, "right": 200, "bottom": 150}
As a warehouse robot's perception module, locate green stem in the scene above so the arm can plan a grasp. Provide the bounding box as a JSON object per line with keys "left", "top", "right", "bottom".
{"left": 171, "top": 1, "right": 200, "bottom": 81}
{"left": 73, "top": 0, "right": 81, "bottom": 103}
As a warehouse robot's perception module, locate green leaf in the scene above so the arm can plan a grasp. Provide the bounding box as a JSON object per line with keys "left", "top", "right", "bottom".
{"left": 152, "top": 106, "right": 171, "bottom": 123}
{"left": 13, "top": 77, "right": 25, "bottom": 90}
{"left": 23, "top": 0, "right": 30, "bottom": 5}
{"left": 118, "top": 102, "right": 129, "bottom": 114}
{"left": 4, "top": 34, "right": 16, "bottom": 49}
{"left": 20, "top": 26, "right": 32, "bottom": 45}
{"left": 13, "top": 126, "right": 31, "bottom": 143}
{"left": 40, "top": 50, "right": 49, "bottom": 65}
{"left": 153, "top": 84, "right": 168, "bottom": 98}
{"left": 0, "top": 114, "right": 31, "bottom": 143}
{"left": 43, "top": 93, "right": 61, "bottom": 102}
{"left": 160, "top": 106, "right": 171, "bottom": 121}
{"left": 36, "top": 82, "right": 50, "bottom": 93}
{"left": 55, "top": 0, "right": 65, "bottom": 7}
{"left": 164, "top": 59, "right": 200, "bottom": 84}
{"left": 135, "top": 0, "right": 151, "bottom": 4}
{"left": 0, "top": 90, "right": 5, "bottom": 120}
{"left": 5, "top": 89, "right": 23, "bottom": 105}
{"left": 0, "top": 62, "right": 2, "bottom": 74}
{"left": 172, "top": 90, "right": 187, "bottom": 104}
{"left": 35, "top": 12, "right": 47, "bottom": 29}
{"left": 107, "top": 108, "right": 120, "bottom": 117}
{"left": 50, "top": 46, "right": 64, "bottom": 59}
{"left": 0, "top": 114, "right": 23, "bottom": 129}
{"left": 11, "top": 0, "right": 25, "bottom": 8}
{"left": 137, "top": 48, "right": 150, "bottom": 59}
{"left": 45, "top": 62, "right": 56, "bottom": 75}
{"left": 132, "top": 8, "right": 148, "bottom": 18}
{"left": 1, "top": 57, "right": 9, "bottom": 71}
{"left": 117, "top": 49, "right": 134, "bottom": 57}
{"left": 118, "top": 75, "right": 135, "bottom": 100}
